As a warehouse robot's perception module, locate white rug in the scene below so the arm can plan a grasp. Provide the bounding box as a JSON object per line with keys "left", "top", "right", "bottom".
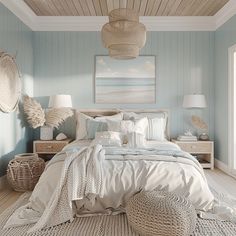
{"left": 0, "top": 193, "right": 236, "bottom": 236}
{"left": 1, "top": 174, "right": 236, "bottom": 236}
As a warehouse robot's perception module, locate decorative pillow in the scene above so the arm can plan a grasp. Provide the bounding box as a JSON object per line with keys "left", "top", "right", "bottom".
{"left": 147, "top": 117, "right": 166, "bottom": 141}
{"left": 91, "top": 131, "right": 122, "bottom": 147}
{"left": 95, "top": 112, "right": 123, "bottom": 121}
{"left": 123, "top": 112, "right": 167, "bottom": 141}
{"left": 107, "top": 117, "right": 148, "bottom": 136}
{"left": 76, "top": 112, "right": 123, "bottom": 140}
{"left": 127, "top": 132, "right": 147, "bottom": 148}
{"left": 86, "top": 119, "right": 108, "bottom": 139}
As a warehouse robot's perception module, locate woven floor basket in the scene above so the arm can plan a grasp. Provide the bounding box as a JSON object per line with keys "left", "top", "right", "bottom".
{"left": 126, "top": 191, "right": 197, "bottom": 236}
{"left": 7, "top": 153, "right": 45, "bottom": 192}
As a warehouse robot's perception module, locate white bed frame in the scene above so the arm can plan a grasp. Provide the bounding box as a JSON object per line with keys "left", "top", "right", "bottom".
{"left": 78, "top": 109, "right": 170, "bottom": 140}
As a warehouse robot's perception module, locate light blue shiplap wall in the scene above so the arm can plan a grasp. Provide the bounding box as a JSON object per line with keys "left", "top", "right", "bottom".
{"left": 33, "top": 31, "right": 215, "bottom": 140}
{"left": 215, "top": 15, "right": 236, "bottom": 165}
{"left": 0, "top": 3, "right": 34, "bottom": 177}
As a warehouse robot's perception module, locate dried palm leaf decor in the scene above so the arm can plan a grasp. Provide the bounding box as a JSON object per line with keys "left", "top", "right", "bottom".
{"left": 23, "top": 95, "right": 73, "bottom": 139}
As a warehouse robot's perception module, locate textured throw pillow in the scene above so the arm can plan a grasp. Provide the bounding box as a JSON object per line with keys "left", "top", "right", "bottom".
{"left": 123, "top": 112, "right": 167, "bottom": 141}
{"left": 107, "top": 117, "right": 148, "bottom": 136}
{"left": 86, "top": 119, "right": 108, "bottom": 139}
{"left": 91, "top": 131, "right": 122, "bottom": 147}
{"left": 127, "top": 132, "right": 147, "bottom": 148}
{"left": 76, "top": 112, "right": 123, "bottom": 140}
{"left": 146, "top": 117, "right": 166, "bottom": 141}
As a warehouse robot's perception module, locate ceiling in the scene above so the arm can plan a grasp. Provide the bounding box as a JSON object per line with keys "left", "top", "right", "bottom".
{"left": 24, "top": 0, "right": 229, "bottom": 16}
{"left": 2, "top": 0, "right": 236, "bottom": 31}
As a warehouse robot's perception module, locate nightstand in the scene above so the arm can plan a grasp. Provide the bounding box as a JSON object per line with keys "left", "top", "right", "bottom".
{"left": 172, "top": 140, "right": 214, "bottom": 170}
{"left": 33, "top": 139, "right": 72, "bottom": 157}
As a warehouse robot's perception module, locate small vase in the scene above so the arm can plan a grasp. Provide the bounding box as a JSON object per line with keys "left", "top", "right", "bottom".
{"left": 40, "top": 125, "right": 53, "bottom": 140}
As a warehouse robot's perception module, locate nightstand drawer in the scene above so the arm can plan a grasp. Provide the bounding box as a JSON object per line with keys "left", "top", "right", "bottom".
{"left": 176, "top": 142, "right": 212, "bottom": 153}
{"left": 34, "top": 141, "right": 69, "bottom": 153}
{"left": 35, "top": 142, "right": 66, "bottom": 153}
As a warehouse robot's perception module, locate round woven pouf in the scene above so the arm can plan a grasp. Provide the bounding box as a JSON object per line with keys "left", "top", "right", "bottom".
{"left": 126, "top": 191, "right": 197, "bottom": 236}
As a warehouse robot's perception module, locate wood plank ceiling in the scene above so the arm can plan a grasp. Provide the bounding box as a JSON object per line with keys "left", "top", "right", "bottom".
{"left": 24, "top": 0, "right": 229, "bottom": 16}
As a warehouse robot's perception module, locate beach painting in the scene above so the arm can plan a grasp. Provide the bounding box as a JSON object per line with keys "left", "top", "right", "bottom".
{"left": 95, "top": 56, "right": 156, "bottom": 104}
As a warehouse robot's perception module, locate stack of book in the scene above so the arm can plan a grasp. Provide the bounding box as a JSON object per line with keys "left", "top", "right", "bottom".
{"left": 177, "top": 135, "right": 198, "bottom": 141}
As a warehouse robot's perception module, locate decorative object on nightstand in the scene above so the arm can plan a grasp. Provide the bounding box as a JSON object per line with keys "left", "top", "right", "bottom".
{"left": 183, "top": 94, "right": 208, "bottom": 140}
{"left": 23, "top": 95, "right": 73, "bottom": 140}
{"left": 191, "top": 116, "right": 209, "bottom": 141}
{"left": 172, "top": 139, "right": 214, "bottom": 169}
{"left": 7, "top": 153, "right": 45, "bottom": 192}
{"left": 33, "top": 139, "right": 72, "bottom": 157}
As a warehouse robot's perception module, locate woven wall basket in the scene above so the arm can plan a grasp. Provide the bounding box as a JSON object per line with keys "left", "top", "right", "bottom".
{"left": 0, "top": 52, "right": 21, "bottom": 113}
{"left": 7, "top": 153, "right": 45, "bottom": 192}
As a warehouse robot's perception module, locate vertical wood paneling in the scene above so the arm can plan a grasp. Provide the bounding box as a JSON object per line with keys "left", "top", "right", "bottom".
{"left": 0, "top": 3, "right": 34, "bottom": 177}
{"left": 33, "top": 31, "right": 214, "bottom": 139}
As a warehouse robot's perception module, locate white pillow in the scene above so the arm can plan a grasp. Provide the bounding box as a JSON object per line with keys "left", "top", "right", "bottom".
{"left": 107, "top": 117, "right": 148, "bottom": 136}
{"left": 123, "top": 112, "right": 167, "bottom": 141}
{"left": 147, "top": 117, "right": 166, "bottom": 141}
{"left": 91, "top": 131, "right": 122, "bottom": 147}
{"left": 76, "top": 112, "right": 123, "bottom": 140}
{"left": 126, "top": 132, "right": 146, "bottom": 148}
{"left": 95, "top": 113, "right": 123, "bottom": 121}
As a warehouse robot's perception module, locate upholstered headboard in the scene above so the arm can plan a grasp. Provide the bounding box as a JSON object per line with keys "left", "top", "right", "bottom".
{"left": 78, "top": 109, "right": 170, "bottom": 140}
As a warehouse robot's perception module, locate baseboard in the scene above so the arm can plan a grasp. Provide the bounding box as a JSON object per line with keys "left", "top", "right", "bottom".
{"left": 0, "top": 175, "right": 7, "bottom": 190}
{"left": 215, "top": 159, "right": 236, "bottom": 179}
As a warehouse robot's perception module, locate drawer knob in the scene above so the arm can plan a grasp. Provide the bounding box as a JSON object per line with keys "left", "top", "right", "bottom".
{"left": 47, "top": 145, "right": 52, "bottom": 149}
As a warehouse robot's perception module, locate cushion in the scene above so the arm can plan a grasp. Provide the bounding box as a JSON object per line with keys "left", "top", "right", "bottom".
{"left": 126, "top": 132, "right": 146, "bottom": 148}
{"left": 76, "top": 112, "right": 123, "bottom": 140}
{"left": 123, "top": 111, "right": 168, "bottom": 141}
{"left": 91, "top": 131, "right": 122, "bottom": 147}
{"left": 86, "top": 120, "right": 108, "bottom": 139}
{"left": 107, "top": 117, "right": 148, "bottom": 135}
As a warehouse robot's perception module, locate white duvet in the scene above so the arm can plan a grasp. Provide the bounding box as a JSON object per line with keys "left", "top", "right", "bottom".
{"left": 5, "top": 140, "right": 215, "bottom": 233}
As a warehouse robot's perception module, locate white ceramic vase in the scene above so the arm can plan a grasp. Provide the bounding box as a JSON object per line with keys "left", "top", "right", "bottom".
{"left": 40, "top": 125, "right": 53, "bottom": 140}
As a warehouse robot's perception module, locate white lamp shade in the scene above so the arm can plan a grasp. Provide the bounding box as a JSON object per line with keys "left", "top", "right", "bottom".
{"left": 48, "top": 95, "right": 72, "bottom": 108}
{"left": 183, "top": 94, "right": 207, "bottom": 108}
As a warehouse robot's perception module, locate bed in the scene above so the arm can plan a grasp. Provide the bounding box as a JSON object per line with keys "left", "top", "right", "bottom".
{"left": 5, "top": 109, "right": 216, "bottom": 233}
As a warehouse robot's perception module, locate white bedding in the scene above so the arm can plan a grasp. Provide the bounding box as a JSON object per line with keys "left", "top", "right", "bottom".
{"left": 5, "top": 140, "right": 216, "bottom": 232}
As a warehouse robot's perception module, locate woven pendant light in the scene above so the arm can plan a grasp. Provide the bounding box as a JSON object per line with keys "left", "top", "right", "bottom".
{"left": 101, "top": 8, "right": 146, "bottom": 59}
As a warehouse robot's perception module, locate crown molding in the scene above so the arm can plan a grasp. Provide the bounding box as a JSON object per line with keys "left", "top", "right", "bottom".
{"left": 1, "top": 0, "right": 36, "bottom": 30}
{"left": 1, "top": 0, "right": 236, "bottom": 31}
{"left": 214, "top": 0, "right": 236, "bottom": 29}
{"left": 33, "top": 16, "right": 215, "bottom": 32}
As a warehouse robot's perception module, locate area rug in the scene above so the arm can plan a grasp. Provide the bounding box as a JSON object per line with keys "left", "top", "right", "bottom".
{"left": 0, "top": 192, "right": 236, "bottom": 236}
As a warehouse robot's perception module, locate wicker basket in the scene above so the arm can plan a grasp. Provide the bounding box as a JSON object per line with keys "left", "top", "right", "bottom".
{"left": 7, "top": 153, "right": 45, "bottom": 192}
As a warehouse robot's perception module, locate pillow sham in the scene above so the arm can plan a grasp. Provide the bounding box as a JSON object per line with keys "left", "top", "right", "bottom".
{"left": 76, "top": 112, "right": 123, "bottom": 140}
{"left": 126, "top": 132, "right": 146, "bottom": 148}
{"left": 91, "top": 131, "right": 122, "bottom": 147}
{"left": 86, "top": 119, "right": 108, "bottom": 139}
{"left": 122, "top": 111, "right": 167, "bottom": 141}
{"left": 107, "top": 117, "right": 148, "bottom": 136}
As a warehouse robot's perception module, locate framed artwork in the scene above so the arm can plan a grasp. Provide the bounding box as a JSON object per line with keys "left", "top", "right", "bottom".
{"left": 95, "top": 56, "right": 156, "bottom": 104}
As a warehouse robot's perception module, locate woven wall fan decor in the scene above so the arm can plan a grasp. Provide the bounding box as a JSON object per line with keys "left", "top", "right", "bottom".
{"left": 0, "top": 52, "right": 21, "bottom": 113}
{"left": 101, "top": 8, "right": 146, "bottom": 59}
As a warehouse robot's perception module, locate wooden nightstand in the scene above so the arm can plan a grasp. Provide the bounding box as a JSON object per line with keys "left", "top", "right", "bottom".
{"left": 172, "top": 140, "right": 214, "bottom": 170}
{"left": 33, "top": 139, "right": 72, "bottom": 157}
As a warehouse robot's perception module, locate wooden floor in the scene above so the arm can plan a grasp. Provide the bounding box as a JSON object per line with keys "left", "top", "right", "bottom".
{"left": 0, "top": 169, "right": 236, "bottom": 215}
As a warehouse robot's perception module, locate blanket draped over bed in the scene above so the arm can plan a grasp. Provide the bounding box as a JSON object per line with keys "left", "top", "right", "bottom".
{"left": 4, "top": 141, "right": 236, "bottom": 233}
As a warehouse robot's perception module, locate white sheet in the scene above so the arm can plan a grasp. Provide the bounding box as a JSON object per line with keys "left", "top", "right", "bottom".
{"left": 5, "top": 140, "right": 215, "bottom": 232}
